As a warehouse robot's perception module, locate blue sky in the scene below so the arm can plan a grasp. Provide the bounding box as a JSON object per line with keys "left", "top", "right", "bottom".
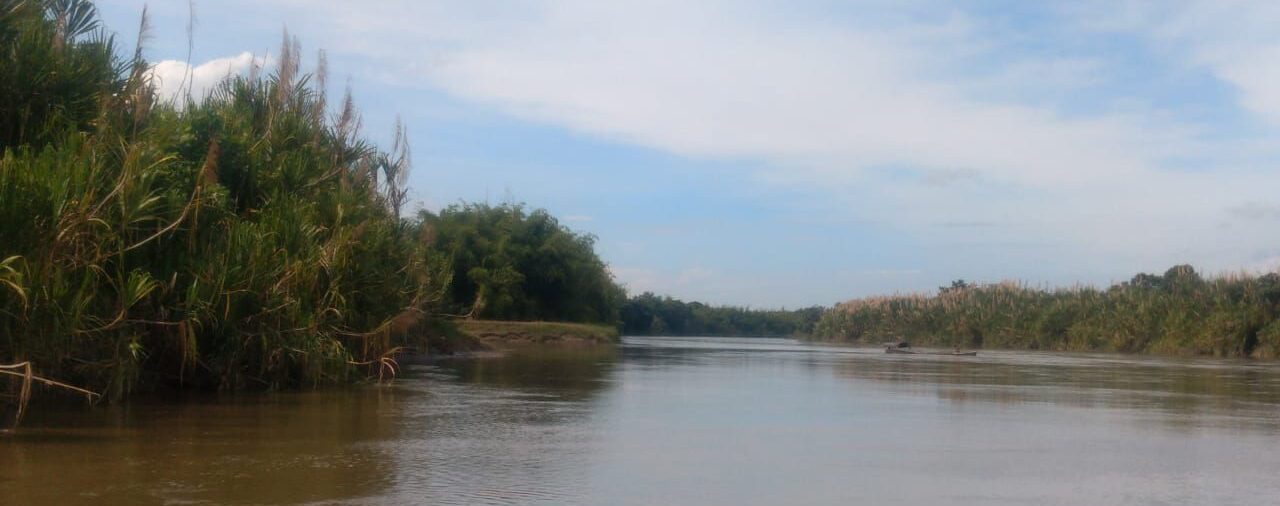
{"left": 96, "top": 0, "right": 1280, "bottom": 307}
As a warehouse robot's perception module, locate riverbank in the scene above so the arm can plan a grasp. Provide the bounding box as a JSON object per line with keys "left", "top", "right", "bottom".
{"left": 458, "top": 320, "right": 619, "bottom": 349}
{"left": 415, "top": 320, "right": 620, "bottom": 358}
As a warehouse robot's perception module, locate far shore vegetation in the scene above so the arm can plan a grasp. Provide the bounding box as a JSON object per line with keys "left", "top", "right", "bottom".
{"left": 620, "top": 293, "right": 823, "bottom": 338}
{"left": 812, "top": 265, "right": 1280, "bottom": 358}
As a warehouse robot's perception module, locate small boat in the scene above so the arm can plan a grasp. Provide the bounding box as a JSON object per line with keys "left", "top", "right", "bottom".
{"left": 938, "top": 346, "right": 978, "bottom": 356}
{"left": 882, "top": 341, "right": 912, "bottom": 353}
{"left": 883, "top": 345, "right": 977, "bottom": 356}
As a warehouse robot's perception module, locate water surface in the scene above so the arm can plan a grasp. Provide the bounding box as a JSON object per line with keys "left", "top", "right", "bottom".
{"left": 5, "top": 337, "right": 1280, "bottom": 505}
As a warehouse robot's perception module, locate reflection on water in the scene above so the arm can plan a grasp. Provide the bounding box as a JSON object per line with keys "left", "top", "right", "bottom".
{"left": 4, "top": 337, "right": 1280, "bottom": 505}
{"left": 2, "top": 389, "right": 403, "bottom": 505}
{"left": 383, "top": 347, "right": 617, "bottom": 505}
{"left": 828, "top": 348, "right": 1280, "bottom": 432}
{"left": 447, "top": 346, "right": 618, "bottom": 396}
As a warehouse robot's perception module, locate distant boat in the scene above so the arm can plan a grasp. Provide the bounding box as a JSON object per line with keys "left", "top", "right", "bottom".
{"left": 882, "top": 342, "right": 977, "bottom": 356}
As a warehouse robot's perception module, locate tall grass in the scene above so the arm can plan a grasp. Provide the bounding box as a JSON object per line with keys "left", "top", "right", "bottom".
{"left": 812, "top": 266, "right": 1280, "bottom": 358}
{"left": 0, "top": 0, "right": 444, "bottom": 400}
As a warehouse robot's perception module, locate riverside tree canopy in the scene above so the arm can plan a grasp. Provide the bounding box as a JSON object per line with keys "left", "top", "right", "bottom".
{"left": 420, "top": 203, "right": 625, "bottom": 324}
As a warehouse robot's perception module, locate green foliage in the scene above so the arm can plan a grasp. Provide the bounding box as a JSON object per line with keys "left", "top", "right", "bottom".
{"left": 421, "top": 202, "right": 624, "bottom": 324}
{"left": 813, "top": 267, "right": 1280, "bottom": 357}
{"left": 0, "top": 0, "right": 125, "bottom": 150}
{"left": 0, "top": 1, "right": 445, "bottom": 398}
{"left": 621, "top": 292, "right": 824, "bottom": 337}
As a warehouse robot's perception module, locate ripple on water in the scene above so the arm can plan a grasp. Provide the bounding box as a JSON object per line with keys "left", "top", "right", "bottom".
{"left": 8, "top": 337, "right": 1280, "bottom": 505}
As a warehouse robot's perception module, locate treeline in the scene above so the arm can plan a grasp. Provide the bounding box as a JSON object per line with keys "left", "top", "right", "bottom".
{"left": 621, "top": 293, "right": 824, "bottom": 337}
{"left": 421, "top": 202, "right": 623, "bottom": 324}
{"left": 812, "top": 265, "right": 1280, "bottom": 358}
{"left": 0, "top": 0, "right": 619, "bottom": 400}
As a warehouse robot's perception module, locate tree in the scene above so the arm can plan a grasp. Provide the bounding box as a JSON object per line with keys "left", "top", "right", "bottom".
{"left": 420, "top": 203, "right": 623, "bottom": 324}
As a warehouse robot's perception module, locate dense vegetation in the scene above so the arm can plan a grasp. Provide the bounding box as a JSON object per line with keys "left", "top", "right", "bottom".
{"left": 0, "top": 0, "right": 444, "bottom": 399}
{"left": 421, "top": 203, "right": 624, "bottom": 324}
{"left": 812, "top": 265, "right": 1280, "bottom": 358}
{"left": 8, "top": 1, "right": 1278, "bottom": 414}
{"left": 621, "top": 293, "right": 823, "bottom": 337}
{"left": 0, "top": 1, "right": 630, "bottom": 405}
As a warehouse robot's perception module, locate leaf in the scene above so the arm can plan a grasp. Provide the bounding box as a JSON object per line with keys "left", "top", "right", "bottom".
{"left": 123, "top": 270, "right": 158, "bottom": 309}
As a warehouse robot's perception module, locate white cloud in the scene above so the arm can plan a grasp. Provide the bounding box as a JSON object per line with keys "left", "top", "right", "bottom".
{"left": 675, "top": 267, "right": 714, "bottom": 286}
{"left": 1073, "top": 0, "right": 1280, "bottom": 126}
{"left": 409, "top": 3, "right": 1166, "bottom": 190}
{"left": 608, "top": 266, "right": 662, "bottom": 295}
{"left": 1228, "top": 202, "right": 1280, "bottom": 221}
{"left": 1244, "top": 256, "right": 1280, "bottom": 275}
{"left": 148, "top": 52, "right": 267, "bottom": 104}
{"left": 165, "top": 0, "right": 1280, "bottom": 297}
{"left": 611, "top": 265, "right": 717, "bottom": 296}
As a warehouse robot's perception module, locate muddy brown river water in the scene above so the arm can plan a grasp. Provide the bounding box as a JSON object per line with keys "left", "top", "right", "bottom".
{"left": 4, "top": 336, "right": 1280, "bottom": 505}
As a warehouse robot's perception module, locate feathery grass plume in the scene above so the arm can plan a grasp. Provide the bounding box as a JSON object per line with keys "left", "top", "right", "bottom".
{"left": 176, "top": 0, "right": 195, "bottom": 103}
{"left": 274, "top": 28, "right": 300, "bottom": 111}
{"left": 383, "top": 117, "right": 411, "bottom": 218}
{"left": 314, "top": 49, "right": 328, "bottom": 122}
{"left": 0, "top": 1, "right": 449, "bottom": 402}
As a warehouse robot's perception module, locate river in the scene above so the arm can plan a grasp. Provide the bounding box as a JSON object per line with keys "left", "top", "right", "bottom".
{"left": 4, "top": 336, "right": 1280, "bottom": 505}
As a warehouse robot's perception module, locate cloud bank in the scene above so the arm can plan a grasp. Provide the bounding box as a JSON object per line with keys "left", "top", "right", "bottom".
{"left": 150, "top": 0, "right": 1280, "bottom": 302}
{"left": 148, "top": 52, "right": 267, "bottom": 104}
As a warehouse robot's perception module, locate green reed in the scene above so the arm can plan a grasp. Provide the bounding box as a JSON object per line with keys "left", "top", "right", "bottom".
{"left": 813, "top": 266, "right": 1280, "bottom": 358}
{"left": 0, "top": 0, "right": 445, "bottom": 399}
